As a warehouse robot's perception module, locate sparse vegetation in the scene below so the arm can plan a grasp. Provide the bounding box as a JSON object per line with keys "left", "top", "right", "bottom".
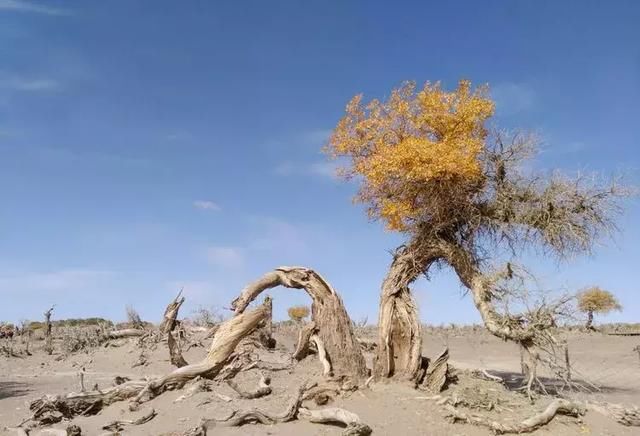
{"left": 577, "top": 287, "right": 623, "bottom": 330}
{"left": 190, "top": 305, "right": 224, "bottom": 327}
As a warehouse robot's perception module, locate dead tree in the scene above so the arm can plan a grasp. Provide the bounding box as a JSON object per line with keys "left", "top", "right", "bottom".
{"left": 44, "top": 305, "right": 55, "bottom": 355}
{"left": 160, "top": 288, "right": 185, "bottom": 334}
{"left": 231, "top": 266, "right": 368, "bottom": 383}
{"left": 26, "top": 300, "right": 271, "bottom": 426}
{"left": 160, "top": 289, "right": 188, "bottom": 367}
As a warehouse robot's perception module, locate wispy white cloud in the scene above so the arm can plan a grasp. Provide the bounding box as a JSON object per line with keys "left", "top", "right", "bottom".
{"left": 0, "top": 268, "right": 114, "bottom": 293}
{"left": 0, "top": 0, "right": 70, "bottom": 16}
{"left": 193, "top": 200, "right": 221, "bottom": 211}
{"left": 205, "top": 246, "right": 244, "bottom": 269}
{"left": 491, "top": 82, "right": 535, "bottom": 115}
{"left": 0, "top": 73, "right": 61, "bottom": 92}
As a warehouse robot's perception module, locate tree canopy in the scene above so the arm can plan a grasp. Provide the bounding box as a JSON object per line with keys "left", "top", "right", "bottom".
{"left": 577, "top": 287, "right": 622, "bottom": 314}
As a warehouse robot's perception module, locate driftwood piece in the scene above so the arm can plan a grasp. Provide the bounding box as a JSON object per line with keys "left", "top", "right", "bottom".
{"left": 107, "top": 329, "right": 145, "bottom": 339}
{"left": 102, "top": 408, "right": 157, "bottom": 431}
{"left": 26, "top": 301, "right": 271, "bottom": 425}
{"left": 293, "top": 321, "right": 317, "bottom": 360}
{"left": 420, "top": 347, "right": 451, "bottom": 393}
{"left": 445, "top": 399, "right": 584, "bottom": 434}
{"left": 299, "top": 407, "right": 373, "bottom": 435}
{"left": 227, "top": 373, "right": 272, "bottom": 399}
{"left": 231, "top": 267, "right": 367, "bottom": 382}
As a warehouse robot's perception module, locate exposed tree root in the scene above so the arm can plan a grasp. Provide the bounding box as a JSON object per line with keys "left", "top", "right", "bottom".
{"left": 231, "top": 266, "right": 367, "bottom": 382}
{"left": 173, "top": 377, "right": 212, "bottom": 403}
{"left": 445, "top": 399, "right": 584, "bottom": 434}
{"left": 227, "top": 372, "right": 272, "bottom": 399}
{"left": 184, "top": 381, "right": 311, "bottom": 434}
{"left": 299, "top": 407, "right": 373, "bottom": 435}
{"left": 183, "top": 381, "right": 369, "bottom": 436}
{"left": 102, "top": 408, "right": 157, "bottom": 432}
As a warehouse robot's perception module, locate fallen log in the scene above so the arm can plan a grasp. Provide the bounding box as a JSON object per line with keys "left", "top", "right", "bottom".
{"left": 107, "top": 329, "right": 145, "bottom": 339}
{"left": 299, "top": 407, "right": 373, "bottom": 435}
{"left": 445, "top": 398, "right": 584, "bottom": 434}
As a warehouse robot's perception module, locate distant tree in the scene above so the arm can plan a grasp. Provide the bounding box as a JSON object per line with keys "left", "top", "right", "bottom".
{"left": 287, "top": 305, "right": 310, "bottom": 324}
{"left": 326, "top": 79, "right": 628, "bottom": 382}
{"left": 577, "top": 287, "right": 622, "bottom": 330}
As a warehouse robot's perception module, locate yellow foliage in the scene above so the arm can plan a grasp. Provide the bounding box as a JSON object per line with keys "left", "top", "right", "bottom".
{"left": 577, "top": 287, "right": 622, "bottom": 314}
{"left": 287, "top": 305, "right": 310, "bottom": 322}
{"left": 326, "top": 80, "right": 494, "bottom": 232}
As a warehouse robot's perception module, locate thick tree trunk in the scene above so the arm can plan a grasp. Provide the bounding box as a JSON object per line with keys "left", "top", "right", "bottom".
{"left": 374, "top": 244, "right": 435, "bottom": 381}
{"left": 585, "top": 311, "right": 594, "bottom": 330}
{"left": 231, "top": 266, "right": 367, "bottom": 383}
{"left": 44, "top": 306, "right": 54, "bottom": 355}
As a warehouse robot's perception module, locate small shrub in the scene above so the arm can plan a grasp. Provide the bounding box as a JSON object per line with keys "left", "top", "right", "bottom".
{"left": 126, "top": 305, "right": 144, "bottom": 328}
{"left": 287, "top": 305, "right": 310, "bottom": 323}
{"left": 190, "top": 305, "right": 224, "bottom": 327}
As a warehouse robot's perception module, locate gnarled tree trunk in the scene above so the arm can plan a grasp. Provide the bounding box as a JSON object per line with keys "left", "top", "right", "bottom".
{"left": 374, "top": 243, "right": 436, "bottom": 382}
{"left": 231, "top": 266, "right": 367, "bottom": 383}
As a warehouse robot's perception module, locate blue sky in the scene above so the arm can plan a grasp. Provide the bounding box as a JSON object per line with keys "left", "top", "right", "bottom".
{"left": 1, "top": 0, "right": 638, "bottom": 325}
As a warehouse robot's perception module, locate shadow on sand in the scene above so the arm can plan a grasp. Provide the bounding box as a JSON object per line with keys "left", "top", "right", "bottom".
{"left": 0, "top": 381, "right": 31, "bottom": 400}
{"left": 485, "top": 370, "right": 636, "bottom": 396}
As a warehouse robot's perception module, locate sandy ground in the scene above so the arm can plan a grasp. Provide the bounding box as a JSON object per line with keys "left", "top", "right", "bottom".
{"left": 1, "top": 327, "right": 639, "bottom": 435}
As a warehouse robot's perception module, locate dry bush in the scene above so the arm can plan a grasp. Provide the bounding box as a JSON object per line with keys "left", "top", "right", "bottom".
{"left": 287, "top": 305, "right": 310, "bottom": 323}
{"left": 60, "top": 326, "right": 108, "bottom": 354}
{"left": 125, "top": 305, "right": 144, "bottom": 329}
{"left": 189, "top": 305, "right": 224, "bottom": 327}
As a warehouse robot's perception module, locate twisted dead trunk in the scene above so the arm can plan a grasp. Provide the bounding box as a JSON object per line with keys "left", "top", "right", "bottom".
{"left": 374, "top": 244, "right": 436, "bottom": 381}
{"left": 160, "top": 288, "right": 185, "bottom": 334}
{"left": 231, "top": 266, "right": 367, "bottom": 383}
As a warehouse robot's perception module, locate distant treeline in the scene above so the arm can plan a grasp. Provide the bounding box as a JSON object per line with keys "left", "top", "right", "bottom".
{"left": 26, "top": 318, "right": 114, "bottom": 330}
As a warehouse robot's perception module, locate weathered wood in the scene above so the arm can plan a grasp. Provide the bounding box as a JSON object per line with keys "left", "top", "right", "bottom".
{"left": 299, "top": 407, "right": 372, "bottom": 435}
{"left": 160, "top": 288, "right": 185, "bottom": 334}
{"left": 107, "top": 329, "right": 145, "bottom": 339}
{"left": 27, "top": 302, "right": 271, "bottom": 425}
{"left": 231, "top": 267, "right": 367, "bottom": 382}
{"left": 445, "top": 399, "right": 585, "bottom": 434}
{"left": 293, "top": 321, "right": 316, "bottom": 360}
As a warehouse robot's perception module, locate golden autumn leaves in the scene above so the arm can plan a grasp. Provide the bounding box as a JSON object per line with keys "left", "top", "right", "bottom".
{"left": 325, "top": 80, "right": 495, "bottom": 232}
